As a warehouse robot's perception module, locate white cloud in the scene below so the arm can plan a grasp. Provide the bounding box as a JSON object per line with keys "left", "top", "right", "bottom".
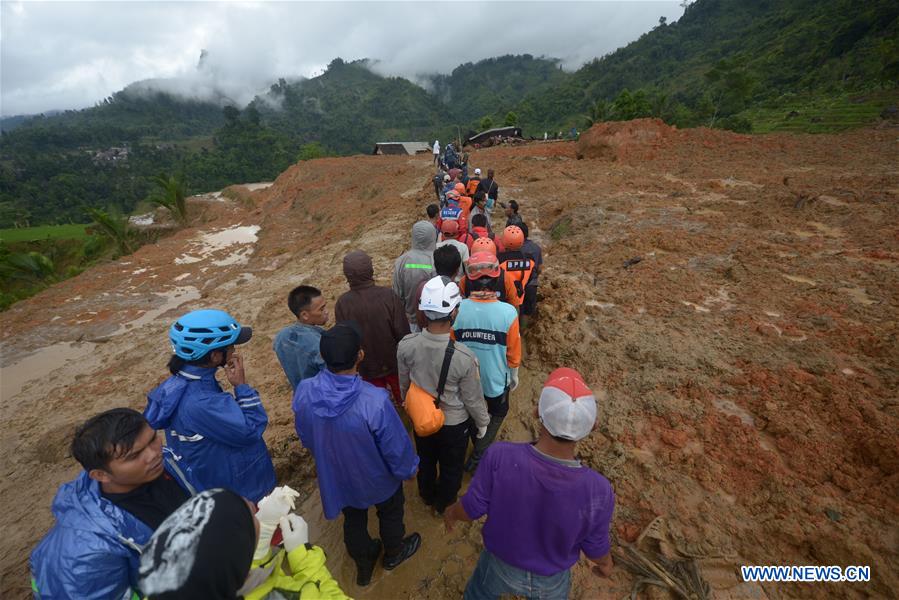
{"left": 0, "top": 1, "right": 683, "bottom": 116}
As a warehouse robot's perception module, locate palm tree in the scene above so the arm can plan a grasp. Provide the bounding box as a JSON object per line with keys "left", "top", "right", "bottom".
{"left": 583, "top": 99, "right": 609, "bottom": 128}
{"left": 0, "top": 251, "right": 56, "bottom": 283}
{"left": 148, "top": 173, "right": 188, "bottom": 224}
{"left": 86, "top": 207, "right": 134, "bottom": 256}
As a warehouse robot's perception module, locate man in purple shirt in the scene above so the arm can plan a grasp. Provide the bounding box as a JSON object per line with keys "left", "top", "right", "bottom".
{"left": 445, "top": 367, "right": 614, "bottom": 599}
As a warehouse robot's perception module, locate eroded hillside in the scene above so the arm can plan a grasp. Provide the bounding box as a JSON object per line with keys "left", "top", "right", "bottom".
{"left": 1, "top": 121, "right": 897, "bottom": 599}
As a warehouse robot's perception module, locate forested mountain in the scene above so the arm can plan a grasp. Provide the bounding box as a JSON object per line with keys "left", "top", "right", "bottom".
{"left": 1, "top": 0, "right": 896, "bottom": 228}
{"left": 514, "top": 0, "right": 898, "bottom": 131}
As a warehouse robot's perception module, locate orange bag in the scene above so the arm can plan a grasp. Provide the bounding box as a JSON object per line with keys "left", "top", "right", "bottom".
{"left": 405, "top": 340, "right": 454, "bottom": 437}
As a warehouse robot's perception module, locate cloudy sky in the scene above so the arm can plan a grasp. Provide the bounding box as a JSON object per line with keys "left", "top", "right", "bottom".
{"left": 1, "top": 1, "right": 683, "bottom": 117}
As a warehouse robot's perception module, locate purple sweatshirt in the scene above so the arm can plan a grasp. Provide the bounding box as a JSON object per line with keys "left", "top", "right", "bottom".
{"left": 461, "top": 441, "right": 614, "bottom": 576}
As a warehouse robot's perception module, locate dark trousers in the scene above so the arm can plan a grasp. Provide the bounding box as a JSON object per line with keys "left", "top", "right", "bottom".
{"left": 468, "top": 388, "right": 509, "bottom": 468}
{"left": 342, "top": 485, "right": 406, "bottom": 564}
{"left": 415, "top": 421, "right": 470, "bottom": 511}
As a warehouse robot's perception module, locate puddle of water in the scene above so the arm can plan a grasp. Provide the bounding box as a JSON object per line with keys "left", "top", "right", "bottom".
{"left": 1, "top": 341, "right": 96, "bottom": 402}
{"left": 713, "top": 399, "right": 755, "bottom": 426}
{"left": 175, "top": 225, "right": 261, "bottom": 265}
{"left": 782, "top": 274, "right": 816, "bottom": 286}
{"left": 129, "top": 213, "right": 155, "bottom": 226}
{"left": 212, "top": 249, "right": 252, "bottom": 267}
{"left": 111, "top": 286, "right": 201, "bottom": 335}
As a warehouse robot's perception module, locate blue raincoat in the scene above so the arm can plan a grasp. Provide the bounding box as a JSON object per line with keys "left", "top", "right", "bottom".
{"left": 30, "top": 453, "right": 193, "bottom": 599}
{"left": 144, "top": 364, "right": 276, "bottom": 502}
{"left": 292, "top": 369, "right": 418, "bottom": 519}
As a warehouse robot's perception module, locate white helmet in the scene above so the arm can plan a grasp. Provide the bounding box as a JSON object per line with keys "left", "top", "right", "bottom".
{"left": 474, "top": 168, "right": 481, "bottom": 176}
{"left": 419, "top": 276, "right": 461, "bottom": 318}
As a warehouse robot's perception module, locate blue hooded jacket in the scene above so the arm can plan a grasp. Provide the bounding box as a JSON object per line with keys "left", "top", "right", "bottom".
{"left": 30, "top": 453, "right": 193, "bottom": 600}
{"left": 292, "top": 369, "right": 418, "bottom": 519}
{"left": 144, "top": 364, "right": 276, "bottom": 502}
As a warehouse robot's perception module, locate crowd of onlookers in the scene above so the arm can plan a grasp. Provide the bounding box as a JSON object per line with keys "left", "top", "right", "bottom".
{"left": 28, "top": 154, "right": 614, "bottom": 600}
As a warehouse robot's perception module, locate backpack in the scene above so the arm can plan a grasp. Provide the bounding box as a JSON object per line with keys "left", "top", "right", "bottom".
{"left": 404, "top": 339, "right": 454, "bottom": 437}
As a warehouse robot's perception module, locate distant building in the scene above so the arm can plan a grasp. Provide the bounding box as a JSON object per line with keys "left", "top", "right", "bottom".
{"left": 92, "top": 145, "right": 130, "bottom": 165}
{"left": 372, "top": 142, "right": 431, "bottom": 156}
{"left": 465, "top": 126, "right": 523, "bottom": 146}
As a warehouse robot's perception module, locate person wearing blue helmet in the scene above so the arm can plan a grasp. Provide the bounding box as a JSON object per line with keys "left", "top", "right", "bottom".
{"left": 144, "top": 309, "right": 277, "bottom": 503}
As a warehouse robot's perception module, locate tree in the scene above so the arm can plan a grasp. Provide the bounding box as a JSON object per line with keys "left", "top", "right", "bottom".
{"left": 148, "top": 173, "right": 188, "bottom": 224}
{"left": 244, "top": 105, "right": 261, "bottom": 127}
{"left": 479, "top": 116, "right": 494, "bottom": 130}
{"left": 0, "top": 252, "right": 55, "bottom": 283}
{"left": 703, "top": 59, "right": 757, "bottom": 127}
{"left": 583, "top": 99, "right": 610, "bottom": 128}
{"left": 658, "top": 16, "right": 667, "bottom": 27}
{"left": 85, "top": 208, "right": 133, "bottom": 256}
{"left": 503, "top": 111, "right": 519, "bottom": 126}
{"left": 297, "top": 142, "right": 327, "bottom": 161}
{"left": 223, "top": 105, "right": 240, "bottom": 126}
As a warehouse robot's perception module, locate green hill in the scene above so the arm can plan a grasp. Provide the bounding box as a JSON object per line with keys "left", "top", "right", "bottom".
{"left": 514, "top": 0, "right": 899, "bottom": 131}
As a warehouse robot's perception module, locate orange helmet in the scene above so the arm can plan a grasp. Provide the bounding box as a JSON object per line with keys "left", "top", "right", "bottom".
{"left": 440, "top": 220, "right": 459, "bottom": 236}
{"left": 466, "top": 252, "right": 501, "bottom": 280}
{"left": 470, "top": 236, "right": 497, "bottom": 256}
{"left": 503, "top": 226, "right": 524, "bottom": 251}
{"left": 454, "top": 183, "right": 466, "bottom": 194}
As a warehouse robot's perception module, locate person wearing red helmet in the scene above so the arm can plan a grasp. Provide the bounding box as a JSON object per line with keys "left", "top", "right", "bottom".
{"left": 453, "top": 253, "right": 522, "bottom": 472}
{"left": 469, "top": 213, "right": 505, "bottom": 254}
{"left": 445, "top": 368, "right": 614, "bottom": 598}
{"left": 436, "top": 220, "right": 470, "bottom": 280}
{"left": 497, "top": 225, "right": 534, "bottom": 309}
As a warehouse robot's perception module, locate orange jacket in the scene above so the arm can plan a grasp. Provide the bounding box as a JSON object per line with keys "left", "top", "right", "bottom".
{"left": 499, "top": 251, "right": 534, "bottom": 301}
{"left": 458, "top": 271, "right": 521, "bottom": 308}
{"left": 465, "top": 178, "right": 481, "bottom": 196}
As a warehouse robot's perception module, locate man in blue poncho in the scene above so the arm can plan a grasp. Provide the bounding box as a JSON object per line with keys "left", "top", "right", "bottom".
{"left": 292, "top": 321, "right": 420, "bottom": 587}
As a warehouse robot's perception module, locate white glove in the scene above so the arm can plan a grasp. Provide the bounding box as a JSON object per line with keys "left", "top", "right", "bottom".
{"left": 279, "top": 514, "right": 310, "bottom": 552}
{"left": 256, "top": 485, "right": 300, "bottom": 524}
{"left": 476, "top": 425, "right": 488, "bottom": 439}
{"left": 509, "top": 367, "right": 520, "bottom": 391}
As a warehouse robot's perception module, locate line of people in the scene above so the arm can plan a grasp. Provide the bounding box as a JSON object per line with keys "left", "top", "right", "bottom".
{"left": 29, "top": 162, "right": 614, "bottom": 600}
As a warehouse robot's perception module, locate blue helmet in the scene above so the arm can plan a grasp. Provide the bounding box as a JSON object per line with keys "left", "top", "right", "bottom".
{"left": 169, "top": 309, "right": 252, "bottom": 360}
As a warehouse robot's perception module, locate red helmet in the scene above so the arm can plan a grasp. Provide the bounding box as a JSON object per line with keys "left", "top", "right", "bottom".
{"left": 440, "top": 220, "right": 459, "bottom": 236}
{"left": 503, "top": 226, "right": 524, "bottom": 251}
{"left": 470, "top": 236, "right": 497, "bottom": 256}
{"left": 466, "top": 252, "right": 501, "bottom": 280}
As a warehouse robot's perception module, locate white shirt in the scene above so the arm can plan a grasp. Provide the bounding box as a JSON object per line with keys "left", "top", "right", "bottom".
{"left": 433, "top": 141, "right": 440, "bottom": 154}
{"left": 436, "top": 238, "right": 470, "bottom": 281}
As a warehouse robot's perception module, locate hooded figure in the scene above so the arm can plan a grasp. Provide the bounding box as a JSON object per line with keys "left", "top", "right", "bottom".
{"left": 335, "top": 250, "right": 410, "bottom": 400}
{"left": 292, "top": 366, "right": 418, "bottom": 520}
{"left": 392, "top": 221, "right": 437, "bottom": 327}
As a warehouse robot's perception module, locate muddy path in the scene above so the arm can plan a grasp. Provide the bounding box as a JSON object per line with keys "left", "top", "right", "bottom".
{"left": 2, "top": 125, "right": 898, "bottom": 599}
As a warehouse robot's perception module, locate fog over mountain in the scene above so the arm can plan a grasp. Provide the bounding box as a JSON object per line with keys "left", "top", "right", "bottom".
{"left": 1, "top": 1, "right": 683, "bottom": 116}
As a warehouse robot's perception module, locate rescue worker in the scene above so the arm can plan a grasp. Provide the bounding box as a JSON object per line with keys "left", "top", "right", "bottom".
{"left": 454, "top": 182, "right": 473, "bottom": 223}
{"left": 469, "top": 214, "right": 505, "bottom": 254}
{"left": 398, "top": 277, "right": 489, "bottom": 515}
{"left": 520, "top": 222, "right": 544, "bottom": 324}
{"left": 466, "top": 168, "right": 482, "bottom": 196}
{"left": 393, "top": 221, "right": 437, "bottom": 332}
{"left": 457, "top": 239, "right": 519, "bottom": 308}
{"left": 146, "top": 309, "right": 277, "bottom": 502}
{"left": 497, "top": 225, "right": 534, "bottom": 310}
{"left": 30, "top": 408, "right": 195, "bottom": 599}
{"left": 453, "top": 253, "right": 521, "bottom": 472}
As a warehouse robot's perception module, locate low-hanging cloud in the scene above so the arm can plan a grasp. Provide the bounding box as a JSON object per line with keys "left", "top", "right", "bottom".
{"left": 1, "top": 1, "right": 683, "bottom": 116}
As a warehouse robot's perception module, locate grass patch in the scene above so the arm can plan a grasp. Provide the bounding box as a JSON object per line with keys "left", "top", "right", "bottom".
{"left": 550, "top": 217, "right": 571, "bottom": 241}
{"left": 0, "top": 224, "right": 89, "bottom": 243}
{"left": 741, "top": 89, "right": 899, "bottom": 134}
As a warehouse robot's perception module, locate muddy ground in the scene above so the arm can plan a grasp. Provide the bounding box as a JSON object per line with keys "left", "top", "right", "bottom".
{"left": 1, "top": 120, "right": 897, "bottom": 599}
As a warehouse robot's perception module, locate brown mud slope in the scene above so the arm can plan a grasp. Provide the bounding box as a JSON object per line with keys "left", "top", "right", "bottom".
{"left": 2, "top": 122, "right": 898, "bottom": 599}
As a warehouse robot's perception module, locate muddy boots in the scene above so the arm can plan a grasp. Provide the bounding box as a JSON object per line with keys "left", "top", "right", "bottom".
{"left": 383, "top": 533, "right": 422, "bottom": 571}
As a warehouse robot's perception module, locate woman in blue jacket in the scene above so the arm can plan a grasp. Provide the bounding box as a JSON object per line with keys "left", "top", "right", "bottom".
{"left": 145, "top": 309, "right": 276, "bottom": 503}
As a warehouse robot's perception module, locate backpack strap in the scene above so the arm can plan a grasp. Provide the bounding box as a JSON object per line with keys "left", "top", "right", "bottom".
{"left": 434, "top": 339, "right": 455, "bottom": 407}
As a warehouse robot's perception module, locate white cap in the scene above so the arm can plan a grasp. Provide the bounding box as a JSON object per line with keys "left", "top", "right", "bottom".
{"left": 538, "top": 368, "right": 597, "bottom": 441}
{"left": 419, "top": 276, "right": 461, "bottom": 318}
{"left": 474, "top": 168, "right": 481, "bottom": 175}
